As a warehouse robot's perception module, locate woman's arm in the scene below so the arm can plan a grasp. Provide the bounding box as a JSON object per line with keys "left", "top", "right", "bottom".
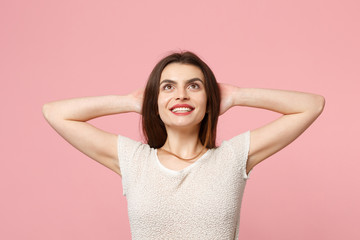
{"left": 219, "top": 84, "right": 325, "bottom": 174}
{"left": 42, "top": 89, "right": 143, "bottom": 176}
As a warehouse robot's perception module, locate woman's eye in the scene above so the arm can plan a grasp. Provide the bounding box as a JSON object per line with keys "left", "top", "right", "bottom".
{"left": 163, "top": 84, "right": 173, "bottom": 90}
{"left": 189, "top": 83, "right": 200, "bottom": 89}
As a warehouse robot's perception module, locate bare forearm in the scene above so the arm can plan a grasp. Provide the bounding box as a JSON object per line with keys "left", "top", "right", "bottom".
{"left": 232, "top": 88, "right": 325, "bottom": 115}
{"left": 42, "top": 94, "right": 139, "bottom": 122}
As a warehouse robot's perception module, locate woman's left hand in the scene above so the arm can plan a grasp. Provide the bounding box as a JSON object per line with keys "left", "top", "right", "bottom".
{"left": 219, "top": 83, "right": 237, "bottom": 115}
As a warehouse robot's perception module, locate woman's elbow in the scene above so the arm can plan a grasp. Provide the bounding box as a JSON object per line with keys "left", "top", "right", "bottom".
{"left": 312, "top": 94, "right": 326, "bottom": 115}
{"left": 42, "top": 102, "right": 56, "bottom": 121}
{"left": 42, "top": 103, "right": 49, "bottom": 119}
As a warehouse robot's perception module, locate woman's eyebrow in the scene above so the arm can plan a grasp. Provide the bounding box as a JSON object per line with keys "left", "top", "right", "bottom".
{"left": 160, "top": 78, "right": 204, "bottom": 85}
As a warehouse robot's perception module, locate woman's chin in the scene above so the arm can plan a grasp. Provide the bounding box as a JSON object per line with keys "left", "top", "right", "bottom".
{"left": 164, "top": 122, "right": 201, "bottom": 131}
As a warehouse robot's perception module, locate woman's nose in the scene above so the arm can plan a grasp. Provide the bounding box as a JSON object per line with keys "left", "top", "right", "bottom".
{"left": 175, "top": 89, "right": 189, "bottom": 100}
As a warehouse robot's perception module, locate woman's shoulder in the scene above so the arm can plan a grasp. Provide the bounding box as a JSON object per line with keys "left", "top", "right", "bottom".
{"left": 217, "top": 131, "right": 250, "bottom": 149}
{"left": 211, "top": 131, "right": 251, "bottom": 160}
{"left": 117, "top": 135, "right": 152, "bottom": 154}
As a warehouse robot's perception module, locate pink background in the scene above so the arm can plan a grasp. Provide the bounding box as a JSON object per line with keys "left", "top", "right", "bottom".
{"left": 1, "top": 0, "right": 359, "bottom": 239}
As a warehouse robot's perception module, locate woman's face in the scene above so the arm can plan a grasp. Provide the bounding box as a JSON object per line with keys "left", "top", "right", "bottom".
{"left": 158, "top": 63, "right": 207, "bottom": 130}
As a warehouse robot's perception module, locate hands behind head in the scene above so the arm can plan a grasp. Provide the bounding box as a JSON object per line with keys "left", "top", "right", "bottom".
{"left": 129, "top": 87, "right": 145, "bottom": 114}
{"left": 218, "top": 83, "right": 237, "bottom": 116}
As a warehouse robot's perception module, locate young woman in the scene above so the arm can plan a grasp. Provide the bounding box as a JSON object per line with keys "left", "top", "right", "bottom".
{"left": 42, "top": 51, "right": 325, "bottom": 239}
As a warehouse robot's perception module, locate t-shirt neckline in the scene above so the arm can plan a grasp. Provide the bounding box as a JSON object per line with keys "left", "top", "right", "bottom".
{"left": 154, "top": 148, "right": 211, "bottom": 175}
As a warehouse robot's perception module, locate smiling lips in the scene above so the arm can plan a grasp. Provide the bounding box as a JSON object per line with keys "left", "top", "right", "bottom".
{"left": 170, "top": 104, "right": 195, "bottom": 115}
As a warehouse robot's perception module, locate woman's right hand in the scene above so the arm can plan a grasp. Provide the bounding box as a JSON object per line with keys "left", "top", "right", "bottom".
{"left": 129, "top": 87, "right": 145, "bottom": 114}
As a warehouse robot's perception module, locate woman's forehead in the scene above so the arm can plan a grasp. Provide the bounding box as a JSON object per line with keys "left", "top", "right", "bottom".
{"left": 160, "top": 63, "right": 204, "bottom": 82}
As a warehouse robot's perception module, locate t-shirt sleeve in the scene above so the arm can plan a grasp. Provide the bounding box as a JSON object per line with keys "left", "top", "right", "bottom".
{"left": 226, "top": 130, "right": 252, "bottom": 180}
{"left": 117, "top": 135, "right": 143, "bottom": 196}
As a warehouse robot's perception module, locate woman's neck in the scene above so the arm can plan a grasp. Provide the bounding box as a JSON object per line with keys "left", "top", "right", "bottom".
{"left": 162, "top": 126, "right": 204, "bottom": 158}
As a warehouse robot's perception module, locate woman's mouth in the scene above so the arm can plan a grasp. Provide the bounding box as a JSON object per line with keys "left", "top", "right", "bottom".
{"left": 171, "top": 107, "right": 193, "bottom": 113}
{"left": 170, "top": 104, "right": 195, "bottom": 115}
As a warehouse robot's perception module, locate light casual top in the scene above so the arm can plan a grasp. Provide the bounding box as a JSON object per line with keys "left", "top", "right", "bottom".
{"left": 118, "top": 131, "right": 252, "bottom": 240}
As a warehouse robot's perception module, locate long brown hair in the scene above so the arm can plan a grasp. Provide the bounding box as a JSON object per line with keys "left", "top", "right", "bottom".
{"left": 142, "top": 51, "right": 220, "bottom": 149}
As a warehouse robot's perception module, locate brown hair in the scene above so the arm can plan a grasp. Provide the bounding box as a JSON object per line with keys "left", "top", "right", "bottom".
{"left": 142, "top": 51, "right": 220, "bottom": 149}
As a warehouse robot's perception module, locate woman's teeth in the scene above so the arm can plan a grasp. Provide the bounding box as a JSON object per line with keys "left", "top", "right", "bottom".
{"left": 171, "top": 107, "right": 193, "bottom": 113}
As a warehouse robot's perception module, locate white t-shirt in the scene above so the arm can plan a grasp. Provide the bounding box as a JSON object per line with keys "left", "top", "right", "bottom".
{"left": 118, "top": 131, "right": 252, "bottom": 240}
